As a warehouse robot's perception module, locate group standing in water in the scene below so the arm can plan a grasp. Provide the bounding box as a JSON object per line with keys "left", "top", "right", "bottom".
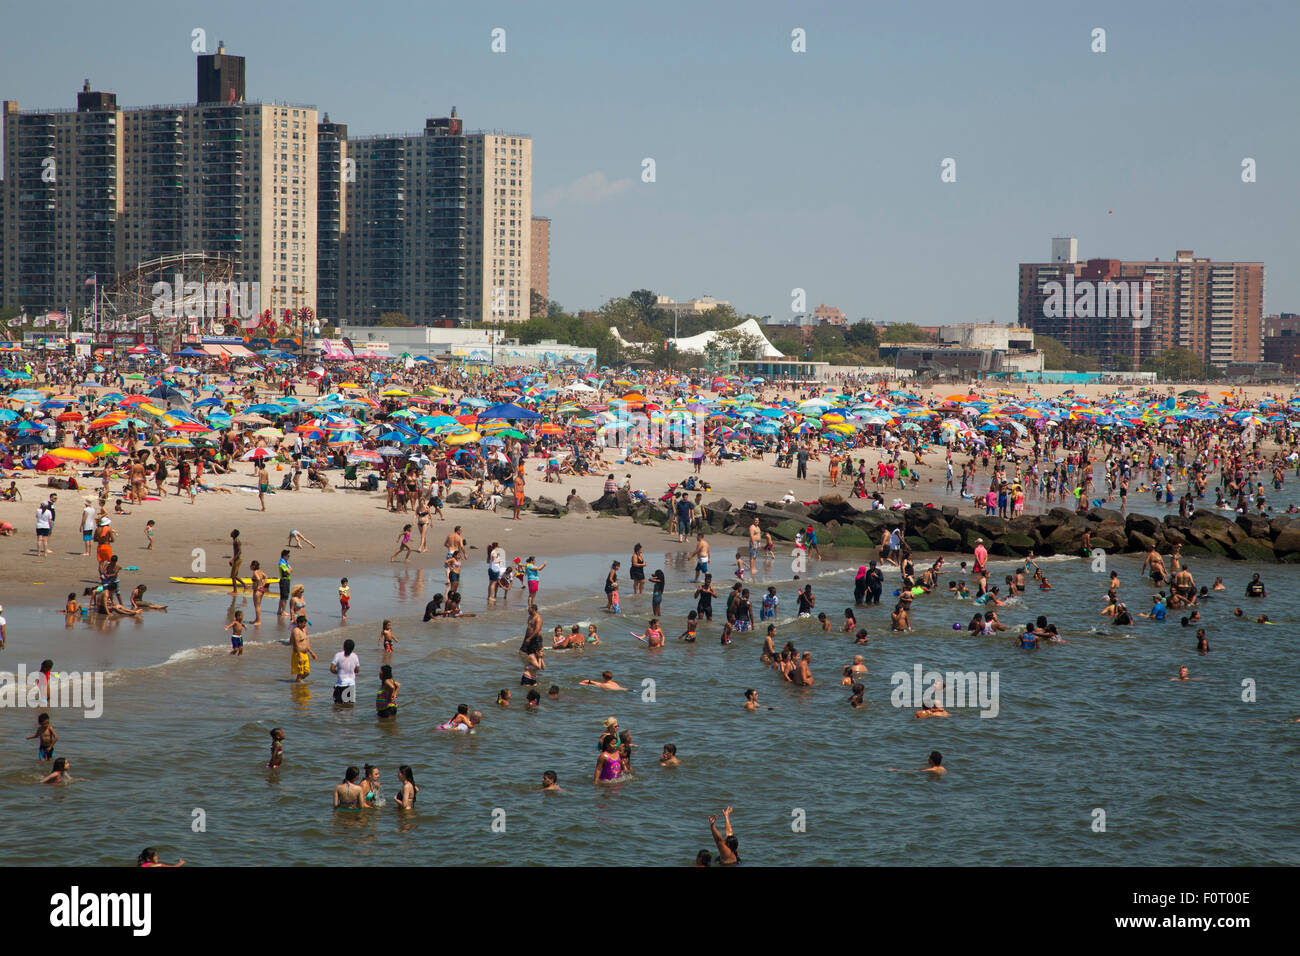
{"left": 84, "top": 479, "right": 1269, "bottom": 866}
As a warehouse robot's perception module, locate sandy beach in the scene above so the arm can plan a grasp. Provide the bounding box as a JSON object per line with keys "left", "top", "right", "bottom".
{"left": 2, "top": 378, "right": 1294, "bottom": 600}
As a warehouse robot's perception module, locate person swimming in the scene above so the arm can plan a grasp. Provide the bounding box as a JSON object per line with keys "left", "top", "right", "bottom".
{"left": 438, "top": 704, "right": 478, "bottom": 731}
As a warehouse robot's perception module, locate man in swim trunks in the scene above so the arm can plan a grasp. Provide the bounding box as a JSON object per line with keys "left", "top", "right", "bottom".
{"left": 747, "top": 518, "right": 762, "bottom": 574}
{"left": 257, "top": 462, "right": 270, "bottom": 512}
{"left": 521, "top": 605, "right": 545, "bottom": 670}
{"left": 229, "top": 529, "right": 245, "bottom": 595}
{"left": 1142, "top": 545, "right": 1167, "bottom": 586}
{"left": 444, "top": 526, "right": 466, "bottom": 560}
{"left": 290, "top": 616, "right": 316, "bottom": 681}
{"left": 690, "top": 533, "right": 710, "bottom": 582}
{"left": 277, "top": 549, "right": 292, "bottom": 617}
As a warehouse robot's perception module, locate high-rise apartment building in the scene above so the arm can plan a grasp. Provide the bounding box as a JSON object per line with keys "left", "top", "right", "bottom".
{"left": 1019, "top": 240, "right": 1264, "bottom": 368}
{"left": 530, "top": 215, "right": 549, "bottom": 312}
{"left": 316, "top": 115, "right": 347, "bottom": 326}
{"left": 335, "top": 120, "right": 531, "bottom": 326}
{"left": 338, "top": 111, "right": 468, "bottom": 325}
{"left": 1, "top": 48, "right": 316, "bottom": 318}
{"left": 197, "top": 42, "right": 246, "bottom": 106}
{"left": 466, "top": 132, "right": 531, "bottom": 323}
{"left": 1, "top": 83, "right": 122, "bottom": 314}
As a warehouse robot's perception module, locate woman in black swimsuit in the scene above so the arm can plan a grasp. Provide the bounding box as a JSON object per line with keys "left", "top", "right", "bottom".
{"left": 395, "top": 765, "right": 419, "bottom": 808}
{"left": 695, "top": 574, "right": 716, "bottom": 622}
{"left": 630, "top": 544, "right": 647, "bottom": 595}
{"left": 604, "top": 561, "right": 620, "bottom": 610}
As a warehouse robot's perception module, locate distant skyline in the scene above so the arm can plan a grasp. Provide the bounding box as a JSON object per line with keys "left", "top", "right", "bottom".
{"left": 2, "top": 0, "right": 1296, "bottom": 323}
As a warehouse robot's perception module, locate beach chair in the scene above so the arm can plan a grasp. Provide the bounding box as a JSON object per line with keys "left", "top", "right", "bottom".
{"left": 342, "top": 464, "right": 359, "bottom": 489}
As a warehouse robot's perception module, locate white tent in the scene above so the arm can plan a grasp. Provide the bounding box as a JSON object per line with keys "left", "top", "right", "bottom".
{"left": 610, "top": 318, "right": 785, "bottom": 358}
{"left": 668, "top": 318, "right": 784, "bottom": 358}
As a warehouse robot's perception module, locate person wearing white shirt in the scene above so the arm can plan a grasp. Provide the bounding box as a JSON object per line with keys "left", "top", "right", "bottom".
{"left": 330, "top": 639, "right": 361, "bottom": 705}
{"left": 35, "top": 494, "right": 57, "bottom": 557}
{"left": 81, "top": 498, "right": 97, "bottom": 557}
{"left": 487, "top": 544, "right": 508, "bottom": 601}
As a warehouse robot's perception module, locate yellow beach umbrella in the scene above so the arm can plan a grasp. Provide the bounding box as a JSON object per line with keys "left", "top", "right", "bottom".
{"left": 49, "top": 447, "right": 96, "bottom": 463}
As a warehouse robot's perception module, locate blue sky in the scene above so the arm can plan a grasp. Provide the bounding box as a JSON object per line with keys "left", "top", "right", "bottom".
{"left": 3, "top": 0, "right": 1296, "bottom": 323}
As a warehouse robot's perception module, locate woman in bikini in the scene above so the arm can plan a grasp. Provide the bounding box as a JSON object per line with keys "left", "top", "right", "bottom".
{"left": 333, "top": 767, "right": 364, "bottom": 809}
{"left": 415, "top": 498, "right": 432, "bottom": 552}
{"left": 361, "top": 764, "right": 382, "bottom": 807}
{"left": 395, "top": 765, "right": 419, "bottom": 809}
{"left": 289, "top": 585, "right": 308, "bottom": 624}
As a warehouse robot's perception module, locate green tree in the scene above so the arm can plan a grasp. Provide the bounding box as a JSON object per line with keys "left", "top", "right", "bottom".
{"left": 377, "top": 312, "right": 409, "bottom": 327}
{"left": 598, "top": 296, "right": 645, "bottom": 338}
{"left": 880, "top": 322, "right": 931, "bottom": 343}
{"left": 844, "top": 321, "right": 880, "bottom": 350}
{"left": 703, "top": 327, "right": 764, "bottom": 370}
{"left": 530, "top": 289, "right": 546, "bottom": 318}
{"left": 628, "top": 289, "right": 662, "bottom": 326}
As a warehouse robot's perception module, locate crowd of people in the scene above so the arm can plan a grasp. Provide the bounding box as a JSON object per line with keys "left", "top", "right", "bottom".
{"left": 8, "top": 345, "right": 1300, "bottom": 864}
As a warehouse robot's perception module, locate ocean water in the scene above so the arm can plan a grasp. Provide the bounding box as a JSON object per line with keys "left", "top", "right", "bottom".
{"left": 1, "top": 534, "right": 1298, "bottom": 866}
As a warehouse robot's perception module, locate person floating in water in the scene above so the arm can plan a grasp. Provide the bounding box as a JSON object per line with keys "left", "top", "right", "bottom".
{"left": 580, "top": 670, "right": 625, "bottom": 690}
{"left": 889, "top": 751, "right": 947, "bottom": 776}
{"left": 137, "top": 848, "right": 183, "bottom": 866}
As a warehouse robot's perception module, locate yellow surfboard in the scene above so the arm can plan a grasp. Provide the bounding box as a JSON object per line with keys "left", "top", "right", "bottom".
{"left": 169, "top": 576, "right": 281, "bottom": 586}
